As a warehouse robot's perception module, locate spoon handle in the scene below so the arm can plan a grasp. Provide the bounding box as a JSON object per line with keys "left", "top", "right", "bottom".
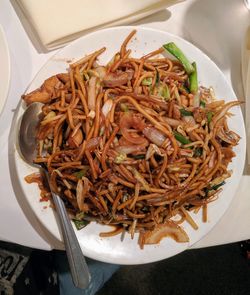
{"left": 42, "top": 167, "right": 91, "bottom": 288}
{"left": 51, "top": 192, "right": 91, "bottom": 289}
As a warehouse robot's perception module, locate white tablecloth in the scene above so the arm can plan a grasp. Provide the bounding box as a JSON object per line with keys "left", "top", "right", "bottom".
{"left": 0, "top": 0, "right": 249, "bottom": 251}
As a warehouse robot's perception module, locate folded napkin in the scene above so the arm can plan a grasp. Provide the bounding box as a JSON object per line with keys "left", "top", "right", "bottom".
{"left": 16, "top": 0, "right": 183, "bottom": 50}
{"left": 241, "top": 26, "right": 250, "bottom": 164}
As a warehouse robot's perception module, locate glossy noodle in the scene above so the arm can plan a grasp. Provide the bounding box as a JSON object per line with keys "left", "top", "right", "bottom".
{"left": 22, "top": 30, "right": 241, "bottom": 248}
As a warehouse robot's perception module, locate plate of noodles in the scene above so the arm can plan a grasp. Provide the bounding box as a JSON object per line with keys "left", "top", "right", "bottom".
{"left": 14, "top": 26, "right": 245, "bottom": 264}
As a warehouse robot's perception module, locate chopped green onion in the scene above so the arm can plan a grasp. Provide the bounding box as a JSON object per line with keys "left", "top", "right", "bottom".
{"left": 142, "top": 77, "right": 152, "bottom": 86}
{"left": 156, "top": 69, "right": 160, "bottom": 86}
{"left": 179, "top": 85, "right": 190, "bottom": 94}
{"left": 99, "top": 126, "right": 105, "bottom": 136}
{"left": 173, "top": 131, "right": 191, "bottom": 145}
{"left": 163, "top": 42, "right": 194, "bottom": 74}
{"left": 194, "top": 147, "right": 203, "bottom": 157}
{"left": 132, "top": 154, "right": 145, "bottom": 160}
{"left": 210, "top": 181, "right": 226, "bottom": 191}
{"left": 200, "top": 100, "right": 206, "bottom": 108}
{"left": 114, "top": 153, "right": 127, "bottom": 164}
{"left": 75, "top": 212, "right": 85, "bottom": 220}
{"left": 120, "top": 103, "right": 129, "bottom": 112}
{"left": 180, "top": 108, "right": 193, "bottom": 116}
{"left": 157, "top": 83, "right": 170, "bottom": 100}
{"left": 73, "top": 167, "right": 89, "bottom": 179}
{"left": 72, "top": 219, "right": 90, "bottom": 230}
{"left": 204, "top": 181, "right": 226, "bottom": 196}
{"left": 189, "top": 62, "right": 198, "bottom": 94}
{"left": 161, "top": 84, "right": 170, "bottom": 100}
{"left": 43, "top": 111, "right": 56, "bottom": 121}
{"left": 207, "top": 111, "right": 214, "bottom": 124}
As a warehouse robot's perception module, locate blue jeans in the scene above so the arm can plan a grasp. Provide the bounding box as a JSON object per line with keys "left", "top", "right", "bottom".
{"left": 55, "top": 251, "right": 120, "bottom": 295}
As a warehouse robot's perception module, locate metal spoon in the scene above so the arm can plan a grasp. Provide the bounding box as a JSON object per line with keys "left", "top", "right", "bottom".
{"left": 18, "top": 102, "right": 91, "bottom": 289}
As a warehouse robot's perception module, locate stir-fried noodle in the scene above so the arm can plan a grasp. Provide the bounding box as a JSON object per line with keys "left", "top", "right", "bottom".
{"left": 23, "top": 30, "right": 241, "bottom": 248}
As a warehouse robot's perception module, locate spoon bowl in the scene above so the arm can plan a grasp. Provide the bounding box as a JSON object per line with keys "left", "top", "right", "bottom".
{"left": 19, "top": 102, "right": 43, "bottom": 166}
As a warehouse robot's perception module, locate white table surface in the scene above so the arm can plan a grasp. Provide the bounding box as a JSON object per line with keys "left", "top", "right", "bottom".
{"left": 0, "top": 0, "right": 249, "bottom": 252}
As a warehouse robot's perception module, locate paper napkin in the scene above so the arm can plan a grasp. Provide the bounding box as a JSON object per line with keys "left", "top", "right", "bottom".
{"left": 16, "top": 0, "right": 183, "bottom": 50}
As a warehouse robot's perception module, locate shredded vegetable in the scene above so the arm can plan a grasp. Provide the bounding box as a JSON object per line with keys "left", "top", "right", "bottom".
{"left": 23, "top": 30, "right": 240, "bottom": 249}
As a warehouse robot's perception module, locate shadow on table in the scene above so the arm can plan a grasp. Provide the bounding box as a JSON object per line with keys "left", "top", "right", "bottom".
{"left": 182, "top": 0, "right": 250, "bottom": 176}
{"left": 133, "top": 9, "right": 171, "bottom": 26}
{"left": 8, "top": 100, "right": 64, "bottom": 251}
{"left": 181, "top": 0, "right": 250, "bottom": 98}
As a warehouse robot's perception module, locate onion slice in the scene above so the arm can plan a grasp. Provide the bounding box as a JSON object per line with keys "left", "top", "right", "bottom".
{"left": 142, "top": 126, "right": 166, "bottom": 146}
{"left": 101, "top": 99, "right": 113, "bottom": 117}
{"left": 76, "top": 177, "right": 90, "bottom": 211}
{"left": 116, "top": 145, "right": 145, "bottom": 155}
{"left": 95, "top": 66, "right": 106, "bottom": 79}
{"left": 163, "top": 117, "right": 183, "bottom": 127}
{"left": 143, "top": 221, "right": 189, "bottom": 245}
{"left": 103, "top": 72, "right": 129, "bottom": 87}
{"left": 86, "top": 137, "right": 101, "bottom": 151}
{"left": 67, "top": 128, "right": 83, "bottom": 148}
{"left": 88, "top": 76, "right": 97, "bottom": 110}
{"left": 217, "top": 127, "right": 240, "bottom": 146}
{"left": 182, "top": 115, "right": 196, "bottom": 126}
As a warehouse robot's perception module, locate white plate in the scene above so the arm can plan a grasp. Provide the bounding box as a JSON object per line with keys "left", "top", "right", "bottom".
{"left": 0, "top": 24, "right": 10, "bottom": 117}
{"left": 13, "top": 26, "right": 246, "bottom": 265}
